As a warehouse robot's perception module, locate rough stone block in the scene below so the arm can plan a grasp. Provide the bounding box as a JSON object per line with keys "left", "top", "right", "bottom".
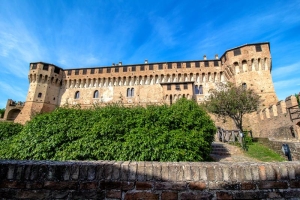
{"left": 122, "top": 181, "right": 135, "bottom": 191}
{"left": 0, "top": 180, "right": 26, "bottom": 189}
{"left": 44, "top": 181, "right": 78, "bottom": 190}
{"left": 216, "top": 191, "right": 233, "bottom": 200}
{"left": 258, "top": 181, "right": 288, "bottom": 189}
{"left": 16, "top": 190, "right": 51, "bottom": 199}
{"left": 241, "top": 182, "right": 256, "bottom": 190}
{"left": 154, "top": 182, "right": 186, "bottom": 190}
{"left": 180, "top": 192, "right": 213, "bottom": 200}
{"left": 128, "top": 162, "right": 137, "bottom": 181}
{"left": 80, "top": 181, "right": 98, "bottom": 190}
{"left": 106, "top": 190, "right": 122, "bottom": 199}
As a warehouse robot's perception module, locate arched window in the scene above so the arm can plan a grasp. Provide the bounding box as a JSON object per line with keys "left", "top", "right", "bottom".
{"left": 199, "top": 85, "right": 203, "bottom": 94}
{"left": 242, "top": 83, "right": 247, "bottom": 90}
{"left": 75, "top": 91, "right": 80, "bottom": 99}
{"left": 93, "top": 90, "right": 99, "bottom": 98}
{"left": 131, "top": 88, "right": 134, "bottom": 97}
{"left": 127, "top": 88, "right": 131, "bottom": 97}
{"left": 38, "top": 93, "right": 42, "bottom": 98}
{"left": 194, "top": 85, "right": 199, "bottom": 94}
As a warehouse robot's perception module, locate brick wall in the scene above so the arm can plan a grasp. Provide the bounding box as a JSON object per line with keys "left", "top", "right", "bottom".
{"left": 0, "top": 160, "right": 300, "bottom": 199}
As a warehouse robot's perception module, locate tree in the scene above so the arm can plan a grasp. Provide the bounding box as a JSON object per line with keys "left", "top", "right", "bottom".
{"left": 0, "top": 108, "right": 5, "bottom": 118}
{"left": 205, "top": 83, "right": 260, "bottom": 132}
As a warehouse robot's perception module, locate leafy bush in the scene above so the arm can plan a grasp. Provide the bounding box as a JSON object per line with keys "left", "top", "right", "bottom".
{"left": 0, "top": 99, "right": 216, "bottom": 161}
{"left": 0, "top": 121, "right": 23, "bottom": 140}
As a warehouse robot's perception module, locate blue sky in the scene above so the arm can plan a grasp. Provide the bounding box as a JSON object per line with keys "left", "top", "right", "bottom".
{"left": 0, "top": 0, "right": 299, "bottom": 108}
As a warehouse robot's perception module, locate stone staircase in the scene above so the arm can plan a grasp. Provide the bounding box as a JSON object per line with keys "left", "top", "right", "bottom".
{"left": 210, "top": 142, "right": 258, "bottom": 162}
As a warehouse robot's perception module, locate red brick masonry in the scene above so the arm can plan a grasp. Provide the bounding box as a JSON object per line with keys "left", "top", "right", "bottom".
{"left": 0, "top": 160, "right": 299, "bottom": 199}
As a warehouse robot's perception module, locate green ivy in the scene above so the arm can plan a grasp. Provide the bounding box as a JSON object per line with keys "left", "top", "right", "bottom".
{"left": 0, "top": 99, "right": 216, "bottom": 161}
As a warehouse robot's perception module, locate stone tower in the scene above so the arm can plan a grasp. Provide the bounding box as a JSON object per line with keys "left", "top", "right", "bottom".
{"left": 14, "top": 62, "right": 64, "bottom": 124}
{"left": 221, "top": 43, "right": 278, "bottom": 107}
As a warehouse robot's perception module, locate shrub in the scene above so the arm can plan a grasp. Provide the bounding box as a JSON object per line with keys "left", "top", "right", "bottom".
{"left": 1, "top": 99, "right": 216, "bottom": 161}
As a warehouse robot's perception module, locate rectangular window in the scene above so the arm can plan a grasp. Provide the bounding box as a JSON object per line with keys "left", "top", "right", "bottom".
{"left": 177, "top": 63, "right": 181, "bottom": 68}
{"left": 43, "top": 64, "right": 49, "bottom": 71}
{"left": 204, "top": 61, "right": 209, "bottom": 67}
{"left": 67, "top": 70, "right": 72, "bottom": 75}
{"left": 54, "top": 67, "right": 60, "bottom": 74}
{"left": 233, "top": 48, "right": 241, "bottom": 56}
{"left": 186, "top": 63, "right": 191, "bottom": 68}
{"left": 158, "top": 64, "right": 163, "bottom": 70}
{"left": 140, "top": 66, "right": 145, "bottom": 71}
{"left": 98, "top": 68, "right": 103, "bottom": 74}
{"left": 175, "top": 84, "right": 180, "bottom": 90}
{"left": 132, "top": 66, "right": 136, "bottom": 71}
{"left": 149, "top": 64, "right": 153, "bottom": 70}
{"left": 214, "top": 61, "right": 219, "bottom": 67}
{"left": 123, "top": 66, "right": 127, "bottom": 72}
{"left": 195, "top": 62, "right": 200, "bottom": 68}
{"left": 90, "top": 69, "right": 95, "bottom": 74}
{"left": 167, "top": 85, "right": 171, "bottom": 90}
{"left": 107, "top": 68, "right": 111, "bottom": 73}
{"left": 255, "top": 45, "right": 262, "bottom": 52}
{"left": 31, "top": 63, "right": 37, "bottom": 69}
{"left": 115, "top": 67, "right": 119, "bottom": 73}
{"left": 184, "top": 83, "right": 188, "bottom": 89}
{"left": 168, "top": 63, "right": 172, "bottom": 69}
{"left": 83, "top": 69, "right": 87, "bottom": 75}
{"left": 75, "top": 69, "right": 79, "bottom": 75}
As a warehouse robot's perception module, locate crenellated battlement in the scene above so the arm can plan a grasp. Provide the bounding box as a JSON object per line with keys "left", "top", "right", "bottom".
{"left": 254, "top": 94, "right": 300, "bottom": 140}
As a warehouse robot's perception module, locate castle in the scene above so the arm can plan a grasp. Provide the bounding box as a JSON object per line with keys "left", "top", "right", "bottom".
{"left": 3, "top": 42, "right": 299, "bottom": 135}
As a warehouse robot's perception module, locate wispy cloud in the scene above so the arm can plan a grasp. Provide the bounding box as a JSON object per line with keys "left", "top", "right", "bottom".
{"left": 0, "top": 81, "right": 27, "bottom": 100}
{"left": 272, "top": 62, "right": 300, "bottom": 80}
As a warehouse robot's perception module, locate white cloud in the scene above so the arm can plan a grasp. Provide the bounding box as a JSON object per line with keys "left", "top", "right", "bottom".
{"left": 272, "top": 62, "right": 300, "bottom": 80}
{"left": 0, "top": 81, "right": 27, "bottom": 100}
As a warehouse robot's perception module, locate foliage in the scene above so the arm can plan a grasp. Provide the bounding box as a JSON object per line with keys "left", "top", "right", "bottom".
{"left": 0, "top": 108, "right": 5, "bottom": 118}
{"left": 245, "top": 142, "right": 285, "bottom": 162}
{"left": 205, "top": 83, "right": 260, "bottom": 131}
{"left": 0, "top": 98, "right": 216, "bottom": 162}
{"left": 295, "top": 93, "right": 300, "bottom": 108}
{"left": 0, "top": 122, "right": 23, "bottom": 157}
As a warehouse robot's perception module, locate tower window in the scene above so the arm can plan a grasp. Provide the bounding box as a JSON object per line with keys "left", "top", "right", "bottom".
{"left": 115, "top": 68, "right": 119, "bottom": 73}
{"left": 177, "top": 63, "right": 181, "bottom": 68}
{"left": 149, "top": 65, "right": 153, "bottom": 70}
{"left": 140, "top": 66, "right": 145, "bottom": 71}
{"left": 242, "top": 83, "right": 247, "bottom": 90}
{"left": 83, "top": 69, "right": 87, "bottom": 75}
{"left": 126, "top": 88, "right": 134, "bottom": 97}
{"left": 167, "top": 85, "right": 171, "bottom": 90}
{"left": 175, "top": 84, "right": 180, "bottom": 90}
{"left": 168, "top": 63, "right": 172, "bottom": 69}
{"left": 158, "top": 64, "right": 163, "bottom": 70}
{"left": 233, "top": 48, "right": 241, "bottom": 56}
{"left": 132, "top": 66, "right": 136, "bottom": 71}
{"left": 195, "top": 62, "right": 200, "bottom": 68}
{"left": 32, "top": 64, "right": 37, "bottom": 70}
{"left": 90, "top": 69, "right": 95, "bottom": 74}
{"left": 38, "top": 93, "right": 42, "bottom": 98}
{"left": 184, "top": 83, "right": 188, "bottom": 89}
{"left": 93, "top": 90, "right": 99, "bottom": 98}
{"left": 123, "top": 67, "right": 127, "bottom": 72}
{"left": 75, "top": 91, "right": 80, "bottom": 99}
{"left": 255, "top": 45, "right": 262, "bottom": 52}
{"left": 75, "top": 70, "right": 79, "bottom": 75}
{"left": 199, "top": 85, "right": 203, "bottom": 94}
{"left": 214, "top": 61, "right": 219, "bottom": 67}
{"left": 107, "top": 68, "right": 111, "bottom": 73}
{"left": 67, "top": 70, "right": 72, "bottom": 75}
{"left": 54, "top": 67, "right": 60, "bottom": 74}
{"left": 204, "top": 62, "right": 209, "bottom": 67}
{"left": 43, "top": 64, "right": 49, "bottom": 71}
{"left": 186, "top": 63, "right": 191, "bottom": 68}
{"left": 98, "top": 68, "right": 103, "bottom": 74}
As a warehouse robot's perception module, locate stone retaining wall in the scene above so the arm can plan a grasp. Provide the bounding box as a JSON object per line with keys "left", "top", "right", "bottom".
{"left": 0, "top": 160, "right": 300, "bottom": 199}
{"left": 255, "top": 138, "right": 300, "bottom": 161}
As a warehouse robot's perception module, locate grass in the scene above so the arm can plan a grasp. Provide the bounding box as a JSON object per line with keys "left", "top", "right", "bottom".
{"left": 245, "top": 142, "right": 286, "bottom": 162}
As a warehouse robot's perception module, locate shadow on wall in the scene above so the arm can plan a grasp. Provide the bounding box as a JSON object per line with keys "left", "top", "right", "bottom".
{"left": 0, "top": 160, "right": 300, "bottom": 199}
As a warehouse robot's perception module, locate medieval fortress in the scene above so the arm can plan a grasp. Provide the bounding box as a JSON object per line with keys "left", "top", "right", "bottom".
{"left": 3, "top": 42, "right": 300, "bottom": 148}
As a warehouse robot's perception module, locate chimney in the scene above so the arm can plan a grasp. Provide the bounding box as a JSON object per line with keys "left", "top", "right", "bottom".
{"left": 203, "top": 55, "right": 207, "bottom": 60}
{"left": 112, "top": 63, "right": 115, "bottom": 66}
{"left": 119, "top": 62, "right": 122, "bottom": 66}
{"left": 215, "top": 54, "right": 219, "bottom": 59}
{"left": 145, "top": 59, "right": 148, "bottom": 64}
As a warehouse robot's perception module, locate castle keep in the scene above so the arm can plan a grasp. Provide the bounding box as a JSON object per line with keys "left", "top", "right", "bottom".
{"left": 9, "top": 42, "right": 277, "bottom": 126}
